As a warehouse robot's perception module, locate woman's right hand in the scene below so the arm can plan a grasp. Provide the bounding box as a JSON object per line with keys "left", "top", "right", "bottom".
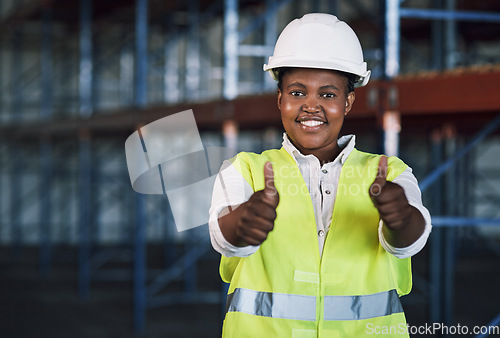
{"left": 219, "top": 161, "right": 280, "bottom": 247}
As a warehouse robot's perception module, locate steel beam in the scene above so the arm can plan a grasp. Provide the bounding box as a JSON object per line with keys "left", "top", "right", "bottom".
{"left": 428, "top": 129, "right": 443, "bottom": 324}
{"left": 9, "top": 143, "right": 22, "bottom": 257}
{"left": 9, "top": 27, "right": 23, "bottom": 257}
{"left": 399, "top": 8, "right": 500, "bottom": 22}
{"left": 120, "top": 44, "right": 134, "bottom": 106}
{"left": 383, "top": 0, "right": 401, "bottom": 156}
{"left": 238, "top": 45, "right": 274, "bottom": 57}
{"left": 79, "top": 0, "right": 93, "bottom": 117}
{"left": 475, "top": 312, "right": 500, "bottom": 338}
{"left": 162, "top": 197, "right": 177, "bottom": 268}
{"left": 430, "top": 217, "right": 500, "bottom": 227}
{"left": 396, "top": 70, "right": 500, "bottom": 115}
{"left": 0, "top": 145, "right": 2, "bottom": 243}
{"left": 11, "top": 28, "right": 23, "bottom": 123}
{"left": 78, "top": 132, "right": 92, "bottom": 299}
{"left": 186, "top": 0, "right": 200, "bottom": 101}
{"left": 133, "top": 192, "right": 146, "bottom": 334}
{"left": 223, "top": 0, "right": 238, "bottom": 100}
{"left": 39, "top": 138, "right": 52, "bottom": 277}
{"left": 419, "top": 114, "right": 500, "bottom": 191}
{"left": 40, "top": 7, "right": 53, "bottom": 120}
{"left": 77, "top": 0, "right": 94, "bottom": 301}
{"left": 421, "top": 115, "right": 500, "bottom": 331}
{"left": 445, "top": 0, "right": 457, "bottom": 70}
{"left": 264, "top": 0, "right": 277, "bottom": 90}
{"left": 443, "top": 128, "right": 457, "bottom": 330}
{"left": 0, "top": 32, "right": 3, "bottom": 117}
{"left": 2, "top": 69, "right": 500, "bottom": 139}
{"left": 133, "top": 0, "right": 148, "bottom": 333}
{"left": 39, "top": 7, "right": 53, "bottom": 277}
{"left": 164, "top": 32, "right": 180, "bottom": 104}
{"left": 385, "top": 0, "right": 400, "bottom": 79}
{"left": 431, "top": 0, "right": 444, "bottom": 70}
{"left": 135, "top": 0, "right": 148, "bottom": 108}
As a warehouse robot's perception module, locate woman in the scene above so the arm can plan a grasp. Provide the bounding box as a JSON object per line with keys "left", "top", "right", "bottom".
{"left": 209, "top": 13, "right": 432, "bottom": 337}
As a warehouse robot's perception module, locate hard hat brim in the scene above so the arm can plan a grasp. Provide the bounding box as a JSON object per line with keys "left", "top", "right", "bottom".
{"left": 263, "top": 58, "right": 371, "bottom": 88}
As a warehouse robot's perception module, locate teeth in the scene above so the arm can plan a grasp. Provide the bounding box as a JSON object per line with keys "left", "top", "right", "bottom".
{"left": 301, "top": 120, "right": 324, "bottom": 127}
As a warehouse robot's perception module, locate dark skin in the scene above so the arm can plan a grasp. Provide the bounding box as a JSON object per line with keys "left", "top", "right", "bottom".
{"left": 219, "top": 161, "right": 279, "bottom": 247}
{"left": 278, "top": 68, "right": 355, "bottom": 164}
{"left": 219, "top": 68, "right": 425, "bottom": 249}
{"left": 369, "top": 156, "right": 426, "bottom": 248}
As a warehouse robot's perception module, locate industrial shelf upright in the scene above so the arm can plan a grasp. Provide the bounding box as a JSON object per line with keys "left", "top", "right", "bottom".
{"left": 386, "top": 1, "right": 500, "bottom": 335}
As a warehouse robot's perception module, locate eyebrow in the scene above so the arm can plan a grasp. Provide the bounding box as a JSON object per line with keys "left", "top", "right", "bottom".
{"left": 287, "top": 82, "right": 340, "bottom": 91}
{"left": 319, "top": 85, "right": 340, "bottom": 91}
{"left": 287, "top": 81, "right": 306, "bottom": 89}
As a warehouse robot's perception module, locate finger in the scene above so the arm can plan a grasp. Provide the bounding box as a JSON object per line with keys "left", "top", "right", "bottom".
{"left": 376, "top": 155, "right": 388, "bottom": 181}
{"left": 379, "top": 212, "right": 404, "bottom": 226}
{"left": 247, "top": 200, "right": 277, "bottom": 221}
{"left": 250, "top": 216, "right": 275, "bottom": 232}
{"left": 376, "top": 200, "right": 402, "bottom": 216}
{"left": 263, "top": 161, "right": 278, "bottom": 199}
{"left": 373, "top": 181, "right": 406, "bottom": 205}
{"left": 241, "top": 229, "right": 269, "bottom": 246}
{"left": 369, "top": 156, "right": 388, "bottom": 197}
{"left": 240, "top": 222, "right": 273, "bottom": 245}
{"left": 240, "top": 206, "right": 274, "bottom": 230}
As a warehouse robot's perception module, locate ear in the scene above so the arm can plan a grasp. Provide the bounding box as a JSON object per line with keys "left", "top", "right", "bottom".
{"left": 344, "top": 91, "right": 355, "bottom": 116}
{"left": 277, "top": 89, "right": 282, "bottom": 111}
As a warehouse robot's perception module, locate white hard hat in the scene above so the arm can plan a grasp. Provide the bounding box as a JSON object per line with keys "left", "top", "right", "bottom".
{"left": 263, "top": 13, "right": 371, "bottom": 87}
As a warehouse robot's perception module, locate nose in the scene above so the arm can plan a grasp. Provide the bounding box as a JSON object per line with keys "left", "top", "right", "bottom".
{"left": 302, "top": 96, "right": 320, "bottom": 113}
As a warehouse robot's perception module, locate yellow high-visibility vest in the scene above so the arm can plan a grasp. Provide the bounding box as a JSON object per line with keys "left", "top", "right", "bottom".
{"left": 220, "top": 147, "right": 412, "bottom": 338}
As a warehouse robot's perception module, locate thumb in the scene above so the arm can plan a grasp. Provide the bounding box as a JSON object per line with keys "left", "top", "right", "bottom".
{"left": 263, "top": 161, "right": 278, "bottom": 199}
{"left": 369, "top": 156, "right": 388, "bottom": 197}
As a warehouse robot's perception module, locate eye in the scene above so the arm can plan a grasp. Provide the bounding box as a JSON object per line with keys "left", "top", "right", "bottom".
{"left": 321, "top": 92, "right": 337, "bottom": 98}
{"left": 290, "top": 91, "right": 305, "bottom": 97}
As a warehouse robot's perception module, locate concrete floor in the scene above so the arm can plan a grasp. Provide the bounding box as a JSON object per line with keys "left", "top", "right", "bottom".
{"left": 0, "top": 242, "right": 498, "bottom": 338}
{"left": 0, "top": 245, "right": 223, "bottom": 338}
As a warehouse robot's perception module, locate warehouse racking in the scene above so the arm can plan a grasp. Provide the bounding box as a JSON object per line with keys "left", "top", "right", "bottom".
{"left": 0, "top": 0, "right": 499, "bottom": 336}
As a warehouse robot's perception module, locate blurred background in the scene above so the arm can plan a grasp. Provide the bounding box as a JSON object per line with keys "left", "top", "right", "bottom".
{"left": 0, "top": 0, "right": 499, "bottom": 337}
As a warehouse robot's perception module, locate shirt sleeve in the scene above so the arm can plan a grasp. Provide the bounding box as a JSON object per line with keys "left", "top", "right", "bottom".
{"left": 208, "top": 160, "right": 260, "bottom": 257}
{"left": 378, "top": 166, "right": 433, "bottom": 259}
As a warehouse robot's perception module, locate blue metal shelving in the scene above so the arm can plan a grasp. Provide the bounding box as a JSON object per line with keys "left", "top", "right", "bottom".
{"left": 0, "top": 0, "right": 499, "bottom": 336}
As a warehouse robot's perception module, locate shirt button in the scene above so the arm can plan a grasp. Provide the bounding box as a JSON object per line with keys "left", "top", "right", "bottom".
{"left": 322, "top": 169, "right": 328, "bottom": 174}
{"left": 325, "top": 190, "right": 331, "bottom": 195}
{"left": 318, "top": 230, "right": 325, "bottom": 237}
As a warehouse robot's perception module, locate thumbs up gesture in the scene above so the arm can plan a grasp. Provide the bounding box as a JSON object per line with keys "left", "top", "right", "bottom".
{"left": 369, "top": 156, "right": 412, "bottom": 232}
{"left": 234, "top": 161, "right": 280, "bottom": 246}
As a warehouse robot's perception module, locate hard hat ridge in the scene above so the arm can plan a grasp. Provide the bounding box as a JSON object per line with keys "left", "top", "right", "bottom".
{"left": 263, "top": 13, "right": 371, "bottom": 87}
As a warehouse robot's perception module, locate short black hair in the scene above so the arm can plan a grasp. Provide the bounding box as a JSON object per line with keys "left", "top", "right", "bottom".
{"left": 276, "top": 67, "right": 357, "bottom": 95}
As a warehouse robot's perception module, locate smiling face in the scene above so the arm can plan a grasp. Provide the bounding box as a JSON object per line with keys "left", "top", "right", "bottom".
{"left": 277, "top": 67, "right": 355, "bottom": 164}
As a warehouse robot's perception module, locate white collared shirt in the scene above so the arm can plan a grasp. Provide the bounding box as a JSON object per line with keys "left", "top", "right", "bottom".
{"left": 209, "top": 134, "right": 432, "bottom": 258}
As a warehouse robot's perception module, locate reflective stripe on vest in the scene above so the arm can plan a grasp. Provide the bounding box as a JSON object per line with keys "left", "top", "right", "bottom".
{"left": 227, "top": 288, "right": 316, "bottom": 321}
{"left": 226, "top": 288, "right": 403, "bottom": 321}
{"left": 323, "top": 289, "right": 403, "bottom": 320}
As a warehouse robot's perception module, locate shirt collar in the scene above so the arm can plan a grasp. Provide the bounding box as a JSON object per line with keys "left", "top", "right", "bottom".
{"left": 282, "top": 133, "right": 356, "bottom": 166}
